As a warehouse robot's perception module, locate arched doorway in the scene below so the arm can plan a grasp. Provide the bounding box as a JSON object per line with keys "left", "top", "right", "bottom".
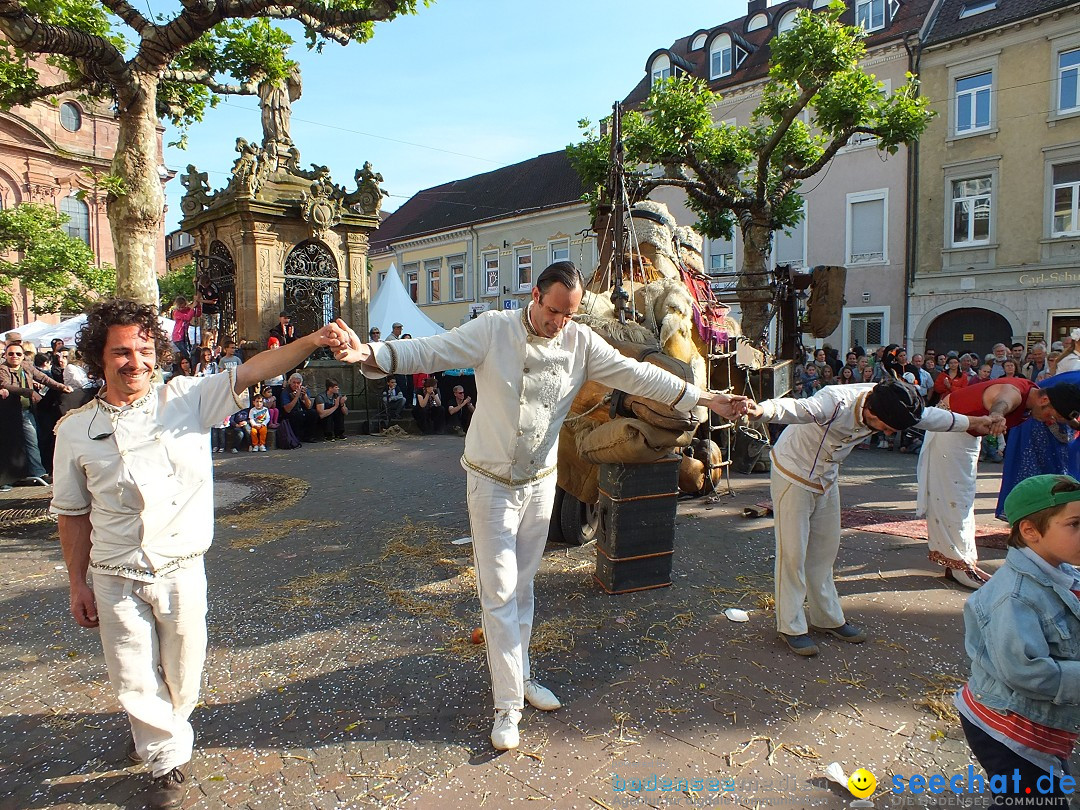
{"left": 925, "top": 307, "right": 1012, "bottom": 359}
{"left": 283, "top": 241, "right": 338, "bottom": 338}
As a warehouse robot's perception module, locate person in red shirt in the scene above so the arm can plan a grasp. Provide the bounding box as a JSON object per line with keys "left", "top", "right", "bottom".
{"left": 917, "top": 378, "right": 1080, "bottom": 588}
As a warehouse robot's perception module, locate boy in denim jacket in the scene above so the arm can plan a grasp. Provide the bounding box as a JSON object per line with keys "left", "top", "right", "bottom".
{"left": 956, "top": 474, "right": 1080, "bottom": 807}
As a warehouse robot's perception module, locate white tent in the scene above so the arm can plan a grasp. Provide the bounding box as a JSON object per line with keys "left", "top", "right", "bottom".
{"left": 5, "top": 319, "right": 55, "bottom": 343}
{"left": 368, "top": 262, "right": 446, "bottom": 339}
{"left": 33, "top": 314, "right": 195, "bottom": 349}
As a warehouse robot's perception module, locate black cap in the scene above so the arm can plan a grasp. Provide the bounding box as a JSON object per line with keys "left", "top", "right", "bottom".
{"left": 1044, "top": 382, "right": 1080, "bottom": 425}
{"left": 866, "top": 378, "right": 924, "bottom": 431}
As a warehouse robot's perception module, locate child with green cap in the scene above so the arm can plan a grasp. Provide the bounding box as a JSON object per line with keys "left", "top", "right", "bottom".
{"left": 956, "top": 474, "right": 1080, "bottom": 807}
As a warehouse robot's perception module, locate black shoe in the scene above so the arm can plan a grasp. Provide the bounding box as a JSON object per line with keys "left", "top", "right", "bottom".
{"left": 147, "top": 765, "right": 188, "bottom": 809}
{"left": 778, "top": 633, "right": 819, "bottom": 656}
{"left": 810, "top": 622, "right": 867, "bottom": 643}
{"left": 126, "top": 737, "right": 143, "bottom": 764}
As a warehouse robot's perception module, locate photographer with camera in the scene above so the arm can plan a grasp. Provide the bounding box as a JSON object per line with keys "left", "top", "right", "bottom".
{"left": 447, "top": 384, "right": 474, "bottom": 436}
{"left": 315, "top": 378, "right": 348, "bottom": 441}
{"left": 281, "top": 372, "right": 318, "bottom": 442}
{"left": 413, "top": 376, "right": 445, "bottom": 434}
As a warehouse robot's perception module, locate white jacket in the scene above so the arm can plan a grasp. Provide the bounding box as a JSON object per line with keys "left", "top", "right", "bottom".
{"left": 365, "top": 305, "right": 702, "bottom": 487}
{"left": 757, "top": 383, "right": 971, "bottom": 493}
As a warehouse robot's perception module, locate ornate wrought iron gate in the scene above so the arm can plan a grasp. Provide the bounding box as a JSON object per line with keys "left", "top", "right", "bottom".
{"left": 283, "top": 241, "right": 338, "bottom": 338}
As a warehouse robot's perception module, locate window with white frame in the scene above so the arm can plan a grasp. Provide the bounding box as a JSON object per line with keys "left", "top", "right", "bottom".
{"left": 708, "top": 235, "right": 734, "bottom": 275}
{"left": 377, "top": 270, "right": 387, "bottom": 288}
{"left": 426, "top": 258, "right": 441, "bottom": 303}
{"left": 1052, "top": 162, "right": 1080, "bottom": 236}
{"left": 856, "top": 0, "right": 885, "bottom": 31}
{"left": 483, "top": 251, "right": 500, "bottom": 295}
{"left": 844, "top": 80, "right": 891, "bottom": 148}
{"left": 955, "top": 72, "right": 992, "bottom": 134}
{"left": 515, "top": 246, "right": 533, "bottom": 291}
{"left": 404, "top": 263, "right": 419, "bottom": 303}
{"left": 449, "top": 254, "right": 465, "bottom": 301}
{"left": 774, "top": 201, "right": 806, "bottom": 268}
{"left": 849, "top": 312, "right": 885, "bottom": 349}
{"left": 777, "top": 9, "right": 800, "bottom": 35}
{"left": 710, "top": 35, "right": 732, "bottom": 79}
{"left": 651, "top": 54, "right": 671, "bottom": 85}
{"left": 951, "top": 176, "right": 992, "bottom": 246}
{"left": 846, "top": 190, "right": 887, "bottom": 265}
{"left": 59, "top": 195, "right": 89, "bottom": 245}
{"left": 549, "top": 238, "right": 569, "bottom": 264}
{"left": 1059, "top": 48, "right": 1080, "bottom": 114}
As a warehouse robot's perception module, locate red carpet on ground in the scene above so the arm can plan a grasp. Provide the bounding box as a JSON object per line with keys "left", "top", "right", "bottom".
{"left": 753, "top": 502, "right": 1010, "bottom": 549}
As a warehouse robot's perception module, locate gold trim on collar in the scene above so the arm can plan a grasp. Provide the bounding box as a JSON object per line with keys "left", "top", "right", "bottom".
{"left": 853, "top": 390, "right": 869, "bottom": 428}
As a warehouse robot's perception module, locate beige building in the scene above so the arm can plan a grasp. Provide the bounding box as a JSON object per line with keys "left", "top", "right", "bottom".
{"left": 369, "top": 151, "right": 592, "bottom": 329}
{"left": 0, "top": 60, "right": 170, "bottom": 330}
{"left": 625, "top": 0, "right": 934, "bottom": 354}
{"left": 911, "top": 0, "right": 1080, "bottom": 357}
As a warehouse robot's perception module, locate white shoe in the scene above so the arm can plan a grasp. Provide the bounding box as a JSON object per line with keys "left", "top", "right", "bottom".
{"left": 260, "top": 446, "right": 267, "bottom": 452}
{"left": 877, "top": 439, "right": 889, "bottom": 449}
{"left": 490, "top": 709, "right": 521, "bottom": 750}
{"left": 231, "top": 448, "right": 238, "bottom": 454}
{"left": 945, "top": 567, "right": 987, "bottom": 589}
{"left": 249, "top": 446, "right": 256, "bottom": 452}
{"left": 524, "top": 679, "right": 561, "bottom": 711}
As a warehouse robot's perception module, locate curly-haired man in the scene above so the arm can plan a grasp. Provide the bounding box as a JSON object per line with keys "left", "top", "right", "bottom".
{"left": 51, "top": 298, "right": 340, "bottom": 809}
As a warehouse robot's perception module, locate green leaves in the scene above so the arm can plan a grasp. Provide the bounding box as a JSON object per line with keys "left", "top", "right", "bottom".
{"left": 0, "top": 203, "right": 115, "bottom": 312}
{"left": 567, "top": 0, "right": 932, "bottom": 240}
{"left": 158, "top": 262, "right": 197, "bottom": 311}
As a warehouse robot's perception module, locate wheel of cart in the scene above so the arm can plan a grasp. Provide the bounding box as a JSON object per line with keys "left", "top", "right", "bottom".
{"left": 547, "top": 486, "right": 601, "bottom": 546}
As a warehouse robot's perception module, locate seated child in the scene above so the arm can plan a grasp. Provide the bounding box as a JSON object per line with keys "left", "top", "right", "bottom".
{"left": 229, "top": 408, "right": 250, "bottom": 453}
{"left": 260, "top": 385, "right": 279, "bottom": 428}
{"left": 248, "top": 394, "right": 270, "bottom": 452}
{"left": 211, "top": 415, "right": 230, "bottom": 454}
{"left": 955, "top": 474, "right": 1080, "bottom": 808}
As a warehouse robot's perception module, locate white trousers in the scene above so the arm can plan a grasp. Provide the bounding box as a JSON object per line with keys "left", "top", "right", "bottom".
{"left": 466, "top": 471, "right": 557, "bottom": 711}
{"left": 916, "top": 430, "right": 981, "bottom": 569}
{"left": 92, "top": 558, "right": 207, "bottom": 777}
{"left": 771, "top": 474, "right": 846, "bottom": 636}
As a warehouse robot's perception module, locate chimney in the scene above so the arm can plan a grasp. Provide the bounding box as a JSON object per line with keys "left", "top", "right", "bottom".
{"left": 748, "top": 0, "right": 767, "bottom": 13}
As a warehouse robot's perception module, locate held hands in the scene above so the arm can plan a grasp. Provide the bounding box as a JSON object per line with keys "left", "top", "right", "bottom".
{"left": 327, "top": 319, "right": 373, "bottom": 365}
{"left": 703, "top": 392, "right": 750, "bottom": 420}
{"left": 966, "top": 414, "right": 1005, "bottom": 436}
{"left": 744, "top": 399, "right": 765, "bottom": 419}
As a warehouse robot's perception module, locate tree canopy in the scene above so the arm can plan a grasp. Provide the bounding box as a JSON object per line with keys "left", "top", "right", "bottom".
{"left": 568, "top": 2, "right": 933, "bottom": 342}
{"left": 0, "top": 203, "right": 115, "bottom": 313}
{"left": 0, "top": 0, "right": 426, "bottom": 304}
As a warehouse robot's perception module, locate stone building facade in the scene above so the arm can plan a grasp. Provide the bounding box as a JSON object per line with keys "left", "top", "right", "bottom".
{"left": 910, "top": 0, "right": 1080, "bottom": 357}
{"left": 0, "top": 60, "right": 169, "bottom": 331}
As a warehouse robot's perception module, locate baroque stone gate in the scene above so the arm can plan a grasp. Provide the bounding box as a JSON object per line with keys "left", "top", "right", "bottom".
{"left": 177, "top": 69, "right": 383, "bottom": 355}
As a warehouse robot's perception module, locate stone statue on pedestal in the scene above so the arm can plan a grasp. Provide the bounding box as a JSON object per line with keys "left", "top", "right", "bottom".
{"left": 257, "top": 64, "right": 302, "bottom": 150}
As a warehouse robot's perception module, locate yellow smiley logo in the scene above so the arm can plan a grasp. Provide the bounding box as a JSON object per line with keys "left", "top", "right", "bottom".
{"left": 848, "top": 768, "right": 877, "bottom": 799}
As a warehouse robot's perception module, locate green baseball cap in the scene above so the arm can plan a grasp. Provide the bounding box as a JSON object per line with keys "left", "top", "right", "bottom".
{"left": 1004, "top": 474, "right": 1080, "bottom": 526}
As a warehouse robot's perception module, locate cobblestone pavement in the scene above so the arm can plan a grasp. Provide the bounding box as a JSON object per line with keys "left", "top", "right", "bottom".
{"left": 0, "top": 436, "right": 1076, "bottom": 809}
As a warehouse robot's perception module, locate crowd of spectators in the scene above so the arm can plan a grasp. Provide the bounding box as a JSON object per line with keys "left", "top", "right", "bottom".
{"left": 794, "top": 334, "right": 1080, "bottom": 459}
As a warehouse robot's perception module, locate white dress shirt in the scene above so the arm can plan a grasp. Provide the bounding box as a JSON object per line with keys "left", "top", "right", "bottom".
{"left": 364, "top": 305, "right": 701, "bottom": 487}
{"left": 758, "top": 384, "right": 971, "bottom": 494}
{"left": 50, "top": 370, "right": 247, "bottom": 580}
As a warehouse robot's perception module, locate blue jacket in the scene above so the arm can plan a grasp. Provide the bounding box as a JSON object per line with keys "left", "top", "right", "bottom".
{"left": 964, "top": 547, "right": 1080, "bottom": 731}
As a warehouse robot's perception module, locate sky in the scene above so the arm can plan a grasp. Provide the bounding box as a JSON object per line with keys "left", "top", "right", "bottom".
{"left": 161, "top": 0, "right": 746, "bottom": 232}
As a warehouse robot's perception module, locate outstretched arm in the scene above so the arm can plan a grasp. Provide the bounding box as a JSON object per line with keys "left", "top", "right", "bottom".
{"left": 235, "top": 325, "right": 343, "bottom": 394}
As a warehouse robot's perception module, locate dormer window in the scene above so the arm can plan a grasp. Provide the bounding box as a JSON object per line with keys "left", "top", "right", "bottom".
{"left": 651, "top": 54, "right": 672, "bottom": 85}
{"left": 747, "top": 13, "right": 769, "bottom": 32}
{"left": 691, "top": 33, "right": 707, "bottom": 50}
{"left": 959, "top": 0, "right": 996, "bottom": 18}
{"left": 777, "top": 9, "right": 800, "bottom": 35}
{"left": 710, "top": 34, "right": 733, "bottom": 79}
{"left": 856, "top": 0, "right": 886, "bottom": 31}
